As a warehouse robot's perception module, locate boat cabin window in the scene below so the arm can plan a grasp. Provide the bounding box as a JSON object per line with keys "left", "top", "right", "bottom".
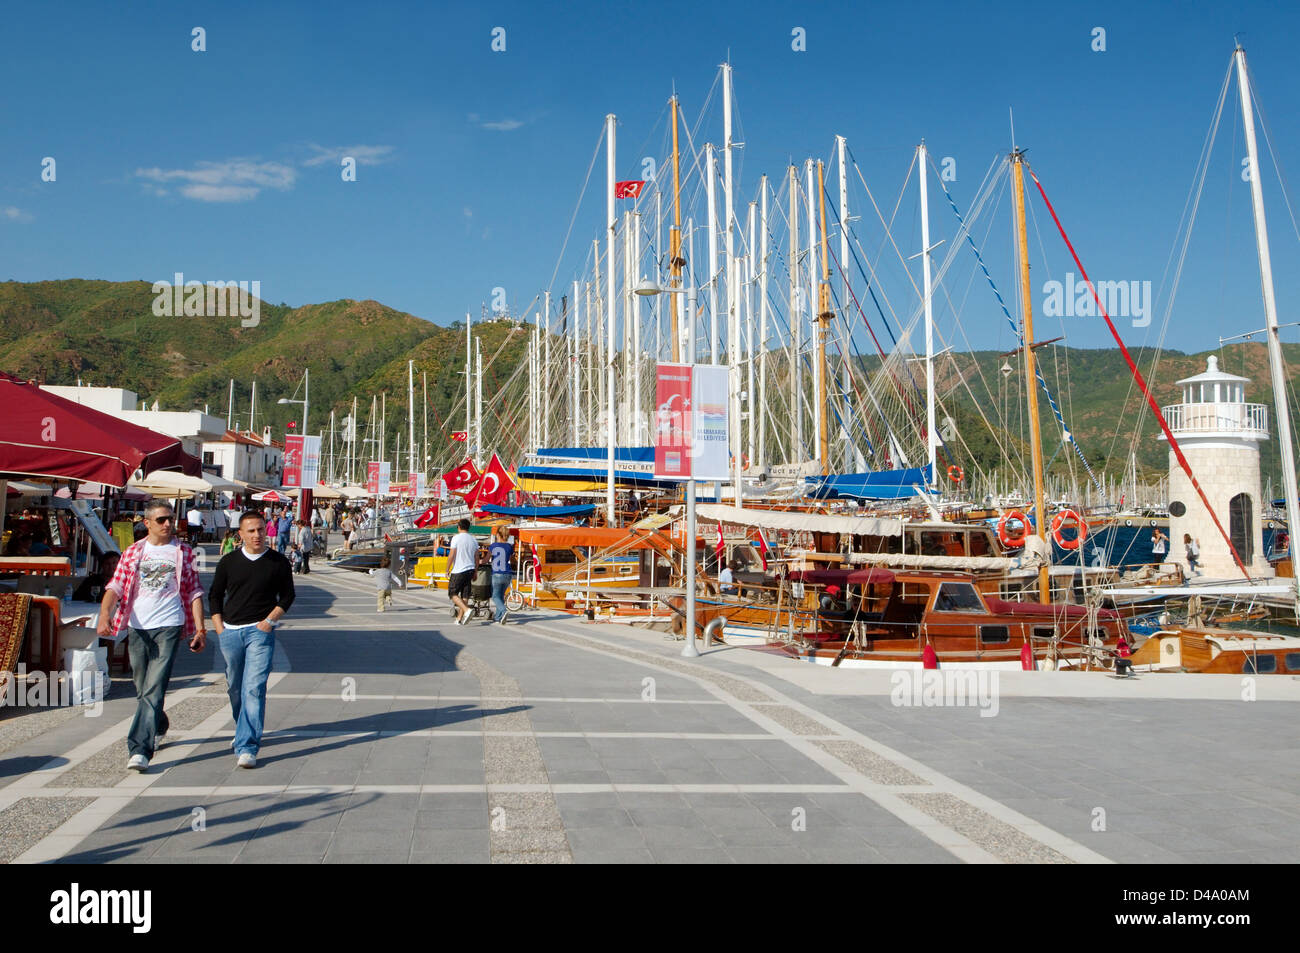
{"left": 980, "top": 626, "right": 1010, "bottom": 644}
{"left": 934, "top": 582, "right": 984, "bottom": 612}
{"left": 1285, "top": 653, "right": 1300, "bottom": 672}
{"left": 1034, "top": 627, "right": 1055, "bottom": 641}
{"left": 545, "top": 549, "right": 578, "bottom": 565}
{"left": 1243, "top": 655, "right": 1277, "bottom": 674}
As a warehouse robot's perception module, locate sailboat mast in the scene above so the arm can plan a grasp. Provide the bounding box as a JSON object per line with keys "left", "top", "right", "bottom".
{"left": 706, "top": 143, "right": 719, "bottom": 366}
{"left": 919, "top": 142, "right": 938, "bottom": 487}
{"left": 572, "top": 279, "right": 581, "bottom": 446}
{"left": 789, "top": 165, "right": 802, "bottom": 460}
{"left": 1235, "top": 45, "right": 1300, "bottom": 584}
{"left": 227, "top": 378, "right": 234, "bottom": 430}
{"left": 465, "top": 311, "right": 472, "bottom": 456}
{"left": 1013, "top": 150, "right": 1050, "bottom": 603}
{"left": 759, "top": 175, "right": 769, "bottom": 472}
{"left": 408, "top": 360, "right": 416, "bottom": 482}
{"left": 837, "top": 136, "right": 851, "bottom": 473}
{"left": 543, "top": 290, "right": 551, "bottom": 449}
{"left": 605, "top": 112, "right": 617, "bottom": 524}
{"left": 806, "top": 159, "right": 820, "bottom": 468}
{"left": 816, "top": 159, "right": 832, "bottom": 476}
{"left": 670, "top": 95, "right": 683, "bottom": 363}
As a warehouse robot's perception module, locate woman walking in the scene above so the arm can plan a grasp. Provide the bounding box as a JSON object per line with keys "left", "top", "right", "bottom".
{"left": 489, "top": 524, "right": 515, "bottom": 624}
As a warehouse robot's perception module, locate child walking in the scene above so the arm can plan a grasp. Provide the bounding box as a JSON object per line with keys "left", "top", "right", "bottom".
{"left": 370, "top": 555, "right": 394, "bottom": 612}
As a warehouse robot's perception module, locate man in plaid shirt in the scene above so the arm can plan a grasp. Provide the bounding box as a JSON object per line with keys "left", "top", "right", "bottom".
{"left": 97, "top": 501, "right": 206, "bottom": 772}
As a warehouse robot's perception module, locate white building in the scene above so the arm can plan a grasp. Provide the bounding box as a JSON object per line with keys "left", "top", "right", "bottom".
{"left": 200, "top": 428, "right": 283, "bottom": 487}
{"left": 41, "top": 384, "right": 227, "bottom": 461}
{"left": 1160, "top": 356, "right": 1273, "bottom": 579}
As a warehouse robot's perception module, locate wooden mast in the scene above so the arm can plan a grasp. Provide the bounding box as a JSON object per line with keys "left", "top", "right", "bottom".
{"left": 1012, "top": 150, "right": 1050, "bottom": 603}
{"left": 669, "top": 96, "right": 683, "bottom": 363}
{"left": 816, "top": 159, "right": 832, "bottom": 476}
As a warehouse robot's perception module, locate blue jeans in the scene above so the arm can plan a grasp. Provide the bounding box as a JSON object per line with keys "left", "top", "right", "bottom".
{"left": 126, "top": 626, "right": 182, "bottom": 759}
{"left": 490, "top": 573, "right": 511, "bottom": 621}
{"left": 218, "top": 623, "right": 275, "bottom": 756}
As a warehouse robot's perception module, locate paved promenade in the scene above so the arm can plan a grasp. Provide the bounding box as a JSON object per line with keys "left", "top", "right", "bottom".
{"left": 2, "top": 552, "right": 1297, "bottom": 864}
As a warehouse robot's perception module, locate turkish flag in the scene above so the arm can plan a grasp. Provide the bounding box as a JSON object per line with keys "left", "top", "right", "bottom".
{"left": 757, "top": 529, "right": 770, "bottom": 571}
{"left": 715, "top": 521, "right": 725, "bottom": 563}
{"left": 443, "top": 458, "right": 481, "bottom": 496}
{"left": 469, "top": 453, "right": 516, "bottom": 512}
{"left": 450, "top": 431, "right": 467, "bottom": 442}
{"left": 414, "top": 504, "right": 440, "bottom": 528}
{"left": 614, "top": 180, "right": 644, "bottom": 199}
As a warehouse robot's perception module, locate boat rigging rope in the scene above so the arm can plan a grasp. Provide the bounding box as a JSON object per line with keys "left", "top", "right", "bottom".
{"left": 932, "top": 156, "right": 1103, "bottom": 497}
{"left": 1027, "top": 163, "right": 1253, "bottom": 581}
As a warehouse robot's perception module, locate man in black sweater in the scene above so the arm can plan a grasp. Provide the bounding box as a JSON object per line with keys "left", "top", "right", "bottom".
{"left": 209, "top": 511, "right": 296, "bottom": 768}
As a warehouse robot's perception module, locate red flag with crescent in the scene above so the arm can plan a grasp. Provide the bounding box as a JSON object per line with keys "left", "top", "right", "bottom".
{"left": 450, "top": 430, "right": 467, "bottom": 442}
{"left": 442, "top": 458, "right": 481, "bottom": 497}
{"left": 614, "top": 180, "right": 644, "bottom": 199}
{"left": 414, "top": 504, "right": 441, "bottom": 528}
{"left": 715, "top": 521, "right": 725, "bottom": 562}
{"left": 757, "top": 529, "right": 770, "bottom": 571}
{"left": 469, "top": 453, "right": 516, "bottom": 512}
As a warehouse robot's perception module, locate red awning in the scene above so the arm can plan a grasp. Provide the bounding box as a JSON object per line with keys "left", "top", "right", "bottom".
{"left": 846, "top": 568, "right": 896, "bottom": 586}
{"left": 0, "top": 374, "right": 201, "bottom": 487}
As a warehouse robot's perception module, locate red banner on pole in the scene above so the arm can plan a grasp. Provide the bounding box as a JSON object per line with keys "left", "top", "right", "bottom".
{"left": 366, "top": 461, "right": 380, "bottom": 496}
{"left": 282, "top": 435, "right": 304, "bottom": 488}
{"left": 654, "top": 364, "right": 693, "bottom": 478}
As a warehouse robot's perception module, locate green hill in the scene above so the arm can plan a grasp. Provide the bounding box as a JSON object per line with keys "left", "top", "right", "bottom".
{"left": 3, "top": 279, "right": 1296, "bottom": 494}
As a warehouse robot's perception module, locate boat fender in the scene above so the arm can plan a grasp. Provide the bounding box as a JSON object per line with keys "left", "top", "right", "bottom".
{"left": 703, "top": 616, "right": 726, "bottom": 648}
{"left": 922, "top": 644, "right": 939, "bottom": 669}
{"left": 1020, "top": 643, "right": 1034, "bottom": 671}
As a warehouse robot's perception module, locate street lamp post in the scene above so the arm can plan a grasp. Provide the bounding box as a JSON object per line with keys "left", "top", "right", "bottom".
{"left": 633, "top": 273, "right": 703, "bottom": 659}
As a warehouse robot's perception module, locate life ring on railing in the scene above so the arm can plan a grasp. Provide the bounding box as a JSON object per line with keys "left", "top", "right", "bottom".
{"left": 1051, "top": 509, "right": 1088, "bottom": 550}
{"left": 997, "top": 510, "right": 1029, "bottom": 549}
{"left": 947, "top": 464, "right": 964, "bottom": 483}
{"left": 1124, "top": 518, "right": 1133, "bottom": 527}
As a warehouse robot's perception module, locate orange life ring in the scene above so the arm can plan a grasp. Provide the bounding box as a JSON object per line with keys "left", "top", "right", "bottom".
{"left": 997, "top": 510, "right": 1029, "bottom": 549}
{"left": 947, "top": 464, "right": 964, "bottom": 483}
{"left": 1051, "top": 509, "right": 1088, "bottom": 550}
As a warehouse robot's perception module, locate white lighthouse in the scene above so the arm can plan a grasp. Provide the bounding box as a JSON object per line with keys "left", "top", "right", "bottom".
{"left": 1161, "top": 355, "right": 1274, "bottom": 579}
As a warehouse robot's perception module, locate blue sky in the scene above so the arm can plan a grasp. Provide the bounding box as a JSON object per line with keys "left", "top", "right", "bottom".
{"left": 2, "top": 0, "right": 1299, "bottom": 356}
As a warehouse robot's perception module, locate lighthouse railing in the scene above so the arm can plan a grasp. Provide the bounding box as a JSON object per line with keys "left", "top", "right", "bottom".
{"left": 1161, "top": 402, "right": 1268, "bottom": 436}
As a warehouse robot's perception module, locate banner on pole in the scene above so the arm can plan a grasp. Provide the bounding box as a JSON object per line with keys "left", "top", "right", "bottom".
{"left": 282, "top": 436, "right": 304, "bottom": 487}
{"left": 654, "top": 363, "right": 730, "bottom": 480}
{"left": 301, "top": 435, "right": 321, "bottom": 489}
{"left": 366, "top": 461, "right": 392, "bottom": 496}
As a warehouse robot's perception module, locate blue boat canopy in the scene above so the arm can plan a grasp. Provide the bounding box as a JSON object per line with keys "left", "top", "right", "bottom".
{"left": 537, "top": 446, "right": 654, "bottom": 462}
{"left": 806, "top": 465, "right": 933, "bottom": 500}
{"left": 479, "top": 503, "right": 597, "bottom": 518}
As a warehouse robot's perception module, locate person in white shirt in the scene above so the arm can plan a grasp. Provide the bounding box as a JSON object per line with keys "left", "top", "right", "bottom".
{"left": 97, "top": 503, "right": 206, "bottom": 772}
{"left": 718, "top": 562, "right": 736, "bottom": 594}
{"left": 447, "top": 519, "right": 479, "bottom": 624}
{"left": 186, "top": 506, "right": 204, "bottom": 542}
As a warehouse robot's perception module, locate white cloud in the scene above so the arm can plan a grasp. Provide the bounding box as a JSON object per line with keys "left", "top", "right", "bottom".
{"left": 134, "top": 159, "right": 297, "bottom": 202}
{"left": 469, "top": 114, "right": 527, "bottom": 132}
{"left": 2, "top": 206, "right": 34, "bottom": 224}
{"left": 302, "top": 143, "right": 395, "bottom": 167}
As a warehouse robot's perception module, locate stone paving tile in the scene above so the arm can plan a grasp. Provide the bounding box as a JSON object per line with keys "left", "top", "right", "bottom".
{"left": 0, "top": 796, "right": 94, "bottom": 862}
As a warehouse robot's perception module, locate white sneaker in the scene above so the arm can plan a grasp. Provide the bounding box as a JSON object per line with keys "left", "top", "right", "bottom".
{"left": 237, "top": 752, "right": 257, "bottom": 769}
{"left": 459, "top": 607, "right": 473, "bottom": 625}
{"left": 127, "top": 754, "right": 149, "bottom": 772}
